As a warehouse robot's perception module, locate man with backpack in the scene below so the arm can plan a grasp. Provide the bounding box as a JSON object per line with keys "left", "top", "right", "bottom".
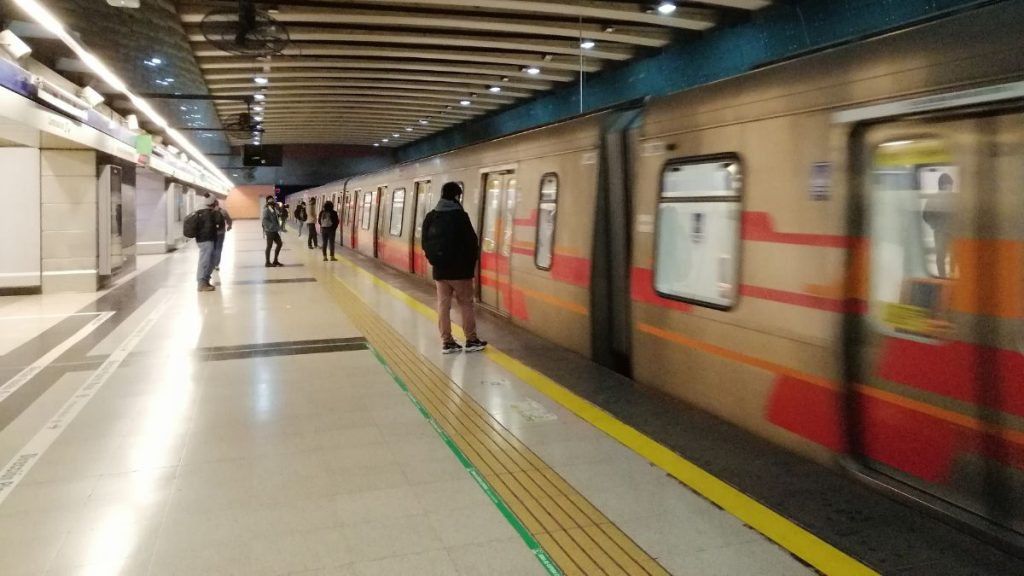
{"left": 422, "top": 182, "right": 487, "bottom": 354}
{"left": 185, "top": 195, "right": 225, "bottom": 292}
{"left": 262, "top": 195, "right": 284, "bottom": 267}
{"left": 318, "top": 200, "right": 340, "bottom": 262}
{"left": 294, "top": 201, "right": 308, "bottom": 238}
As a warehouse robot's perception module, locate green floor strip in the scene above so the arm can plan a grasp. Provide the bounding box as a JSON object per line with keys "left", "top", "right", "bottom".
{"left": 368, "top": 346, "right": 562, "bottom": 575}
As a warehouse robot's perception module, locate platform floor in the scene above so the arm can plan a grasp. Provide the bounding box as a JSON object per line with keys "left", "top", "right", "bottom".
{"left": 0, "top": 221, "right": 1016, "bottom": 575}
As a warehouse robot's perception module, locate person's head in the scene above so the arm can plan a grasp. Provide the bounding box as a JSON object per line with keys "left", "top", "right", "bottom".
{"left": 266, "top": 195, "right": 275, "bottom": 205}
{"left": 324, "top": 200, "right": 334, "bottom": 211}
{"left": 204, "top": 195, "right": 217, "bottom": 208}
{"left": 441, "top": 181, "right": 463, "bottom": 201}
{"left": 938, "top": 173, "right": 954, "bottom": 192}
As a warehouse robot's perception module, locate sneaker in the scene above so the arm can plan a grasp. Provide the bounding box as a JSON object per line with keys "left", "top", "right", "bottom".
{"left": 330, "top": 257, "right": 338, "bottom": 261}
{"left": 464, "top": 338, "right": 487, "bottom": 353}
{"left": 265, "top": 262, "right": 273, "bottom": 268}
{"left": 273, "top": 261, "right": 283, "bottom": 267}
{"left": 197, "top": 283, "right": 215, "bottom": 292}
{"left": 442, "top": 341, "right": 463, "bottom": 354}
{"left": 323, "top": 257, "right": 328, "bottom": 262}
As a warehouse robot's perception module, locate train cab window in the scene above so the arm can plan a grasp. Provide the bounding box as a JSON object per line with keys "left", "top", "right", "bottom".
{"left": 870, "top": 137, "right": 959, "bottom": 339}
{"left": 360, "top": 190, "right": 372, "bottom": 230}
{"left": 535, "top": 173, "right": 558, "bottom": 270}
{"left": 389, "top": 188, "right": 406, "bottom": 236}
{"left": 654, "top": 156, "right": 742, "bottom": 309}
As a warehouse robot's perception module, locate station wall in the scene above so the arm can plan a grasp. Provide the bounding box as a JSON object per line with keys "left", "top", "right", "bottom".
{"left": 0, "top": 147, "right": 41, "bottom": 293}
{"left": 225, "top": 185, "right": 273, "bottom": 219}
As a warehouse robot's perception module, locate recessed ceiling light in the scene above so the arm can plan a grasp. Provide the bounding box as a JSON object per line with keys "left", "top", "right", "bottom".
{"left": 254, "top": 94, "right": 266, "bottom": 101}
{"left": 179, "top": 105, "right": 187, "bottom": 110}
{"left": 373, "top": 143, "right": 379, "bottom": 147}
{"left": 525, "top": 66, "right": 540, "bottom": 75}
{"left": 144, "top": 57, "right": 161, "bottom": 66}
{"left": 392, "top": 133, "right": 400, "bottom": 137}
{"left": 459, "top": 100, "right": 471, "bottom": 106}
{"left": 657, "top": 2, "right": 677, "bottom": 15}
{"left": 405, "top": 127, "right": 413, "bottom": 131}
{"left": 253, "top": 105, "right": 264, "bottom": 112}
{"left": 253, "top": 115, "right": 263, "bottom": 121}
{"left": 382, "top": 138, "right": 389, "bottom": 142}
{"left": 419, "top": 119, "right": 428, "bottom": 124}
{"left": 580, "top": 40, "right": 595, "bottom": 49}
{"left": 164, "top": 78, "right": 174, "bottom": 83}
{"left": 488, "top": 86, "right": 501, "bottom": 93}
{"left": 254, "top": 77, "right": 269, "bottom": 85}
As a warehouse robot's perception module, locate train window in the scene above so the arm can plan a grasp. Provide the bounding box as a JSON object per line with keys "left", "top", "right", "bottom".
{"left": 535, "top": 173, "right": 558, "bottom": 270}
{"left": 360, "top": 190, "right": 372, "bottom": 230}
{"left": 870, "top": 137, "right": 958, "bottom": 339}
{"left": 654, "top": 156, "right": 742, "bottom": 309}
{"left": 389, "top": 188, "right": 406, "bottom": 236}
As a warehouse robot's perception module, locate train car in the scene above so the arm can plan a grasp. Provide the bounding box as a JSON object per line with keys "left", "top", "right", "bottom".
{"left": 297, "top": 3, "right": 1024, "bottom": 544}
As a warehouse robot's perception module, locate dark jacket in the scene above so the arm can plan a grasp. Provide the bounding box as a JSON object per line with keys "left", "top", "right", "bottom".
{"left": 422, "top": 201, "right": 478, "bottom": 280}
{"left": 195, "top": 208, "right": 225, "bottom": 243}
{"left": 318, "top": 208, "right": 339, "bottom": 230}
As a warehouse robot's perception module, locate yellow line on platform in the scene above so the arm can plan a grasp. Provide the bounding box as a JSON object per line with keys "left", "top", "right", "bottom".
{"left": 332, "top": 254, "right": 879, "bottom": 576}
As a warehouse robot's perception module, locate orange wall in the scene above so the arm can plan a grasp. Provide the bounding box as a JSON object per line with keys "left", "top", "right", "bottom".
{"left": 224, "top": 185, "right": 273, "bottom": 219}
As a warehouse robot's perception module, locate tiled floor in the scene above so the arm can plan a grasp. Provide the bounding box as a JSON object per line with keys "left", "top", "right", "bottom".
{"left": 0, "top": 222, "right": 815, "bottom": 575}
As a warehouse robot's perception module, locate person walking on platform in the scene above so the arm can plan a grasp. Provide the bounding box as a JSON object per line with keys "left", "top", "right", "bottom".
{"left": 318, "top": 200, "right": 340, "bottom": 262}
{"left": 212, "top": 199, "right": 232, "bottom": 272}
{"left": 262, "top": 195, "right": 284, "bottom": 267}
{"left": 306, "top": 198, "right": 319, "bottom": 249}
{"left": 194, "top": 195, "right": 225, "bottom": 292}
{"left": 422, "top": 182, "right": 487, "bottom": 354}
{"left": 294, "top": 200, "right": 308, "bottom": 238}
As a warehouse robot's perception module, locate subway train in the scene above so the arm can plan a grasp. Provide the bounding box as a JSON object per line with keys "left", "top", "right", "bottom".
{"left": 300, "top": 4, "right": 1024, "bottom": 545}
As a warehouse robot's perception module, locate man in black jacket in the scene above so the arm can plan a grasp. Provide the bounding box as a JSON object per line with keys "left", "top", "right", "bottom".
{"left": 422, "top": 182, "right": 487, "bottom": 354}
{"left": 195, "top": 195, "right": 226, "bottom": 292}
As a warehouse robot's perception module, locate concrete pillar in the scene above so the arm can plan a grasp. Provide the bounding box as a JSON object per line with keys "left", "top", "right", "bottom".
{"left": 135, "top": 169, "right": 168, "bottom": 254}
{"left": 40, "top": 149, "right": 98, "bottom": 293}
{"left": 167, "top": 182, "right": 186, "bottom": 250}
{"left": 0, "top": 147, "right": 41, "bottom": 295}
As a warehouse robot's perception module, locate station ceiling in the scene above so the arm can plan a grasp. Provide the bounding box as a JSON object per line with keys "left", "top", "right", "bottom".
{"left": 175, "top": 0, "right": 772, "bottom": 149}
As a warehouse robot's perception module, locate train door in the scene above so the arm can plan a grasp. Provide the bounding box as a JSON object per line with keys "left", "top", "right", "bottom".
{"left": 348, "top": 190, "right": 359, "bottom": 248}
{"left": 374, "top": 186, "right": 387, "bottom": 258}
{"left": 479, "top": 171, "right": 517, "bottom": 314}
{"left": 851, "top": 111, "right": 1024, "bottom": 536}
{"left": 412, "top": 180, "right": 432, "bottom": 279}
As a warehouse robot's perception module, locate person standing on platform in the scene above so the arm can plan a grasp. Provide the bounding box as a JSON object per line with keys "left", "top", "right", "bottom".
{"left": 278, "top": 203, "right": 289, "bottom": 232}
{"left": 213, "top": 199, "right": 232, "bottom": 272}
{"left": 422, "top": 182, "right": 487, "bottom": 354}
{"left": 318, "top": 200, "right": 340, "bottom": 262}
{"left": 262, "top": 195, "right": 284, "bottom": 267}
{"left": 294, "top": 201, "right": 307, "bottom": 238}
{"left": 195, "top": 195, "right": 225, "bottom": 292}
{"left": 306, "top": 198, "right": 319, "bottom": 249}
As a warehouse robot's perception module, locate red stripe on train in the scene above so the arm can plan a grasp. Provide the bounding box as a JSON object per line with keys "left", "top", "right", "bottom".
{"left": 742, "top": 212, "right": 851, "bottom": 248}
{"left": 877, "top": 338, "right": 1024, "bottom": 418}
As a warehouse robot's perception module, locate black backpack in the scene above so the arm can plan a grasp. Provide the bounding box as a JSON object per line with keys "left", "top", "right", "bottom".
{"left": 182, "top": 210, "right": 203, "bottom": 239}
{"left": 295, "top": 205, "right": 307, "bottom": 221}
{"left": 423, "top": 211, "right": 456, "bottom": 267}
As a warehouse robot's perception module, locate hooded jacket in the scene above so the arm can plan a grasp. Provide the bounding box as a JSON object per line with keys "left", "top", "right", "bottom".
{"left": 421, "top": 198, "right": 479, "bottom": 281}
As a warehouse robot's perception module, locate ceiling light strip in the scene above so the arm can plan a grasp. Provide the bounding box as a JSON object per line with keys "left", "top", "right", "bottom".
{"left": 12, "top": 0, "right": 234, "bottom": 192}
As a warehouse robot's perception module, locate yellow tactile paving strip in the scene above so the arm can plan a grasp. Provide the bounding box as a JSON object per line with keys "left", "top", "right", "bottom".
{"left": 324, "top": 274, "right": 670, "bottom": 576}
